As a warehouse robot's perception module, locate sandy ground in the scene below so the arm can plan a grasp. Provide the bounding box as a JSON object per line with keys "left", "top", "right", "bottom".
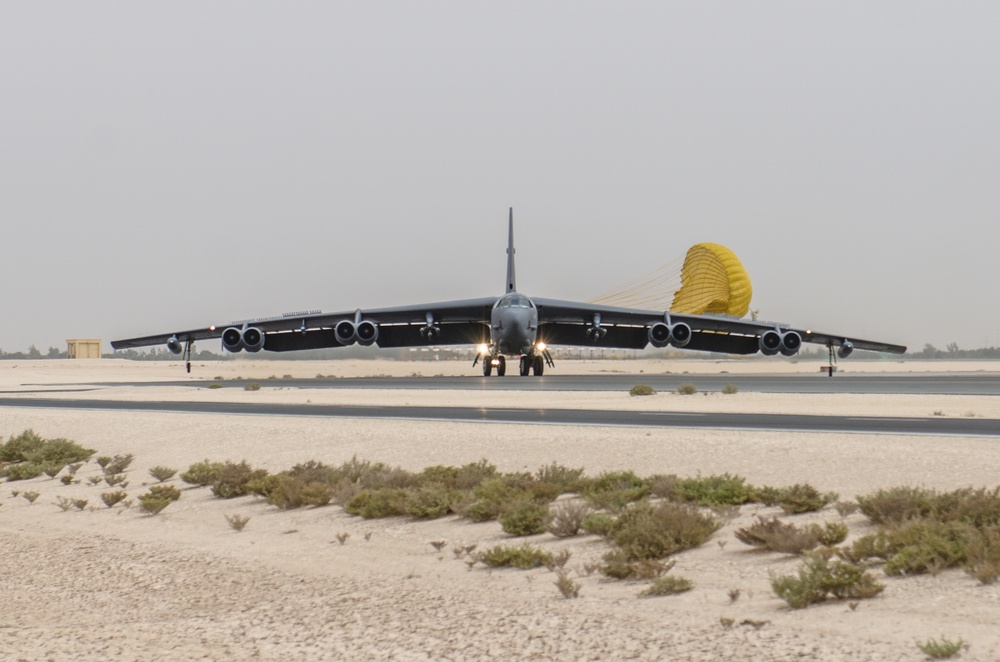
{"left": 2, "top": 359, "right": 1000, "bottom": 661}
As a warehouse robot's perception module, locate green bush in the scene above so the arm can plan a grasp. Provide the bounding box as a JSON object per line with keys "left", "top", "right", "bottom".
{"left": 856, "top": 486, "right": 938, "bottom": 525}
{"left": 771, "top": 552, "right": 884, "bottom": 609}
{"left": 534, "top": 462, "right": 586, "bottom": 493}
{"left": 403, "top": 485, "right": 461, "bottom": 519}
{"left": 345, "top": 488, "right": 408, "bottom": 518}
{"left": 583, "top": 471, "right": 649, "bottom": 511}
{"left": 582, "top": 512, "right": 617, "bottom": 537}
{"left": 608, "top": 501, "right": 720, "bottom": 561}
{"left": 147, "top": 484, "right": 181, "bottom": 502}
{"left": 102, "top": 454, "right": 134, "bottom": 476}
{"left": 629, "top": 384, "right": 656, "bottom": 396}
{"left": 138, "top": 496, "right": 171, "bottom": 515}
{"left": 5, "top": 462, "right": 43, "bottom": 481}
{"left": 475, "top": 543, "right": 554, "bottom": 569}
{"left": 499, "top": 500, "right": 549, "bottom": 536}
{"left": 461, "top": 477, "right": 531, "bottom": 523}
{"left": 772, "top": 484, "right": 839, "bottom": 514}
{"left": 181, "top": 460, "right": 226, "bottom": 487}
{"left": 845, "top": 519, "right": 972, "bottom": 576}
{"left": 674, "top": 473, "right": 755, "bottom": 506}
{"left": 0, "top": 430, "right": 94, "bottom": 467}
{"left": 211, "top": 461, "right": 269, "bottom": 499}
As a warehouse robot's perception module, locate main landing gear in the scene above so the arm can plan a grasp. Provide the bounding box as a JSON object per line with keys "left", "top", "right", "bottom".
{"left": 474, "top": 347, "right": 553, "bottom": 377}
{"left": 518, "top": 355, "right": 545, "bottom": 376}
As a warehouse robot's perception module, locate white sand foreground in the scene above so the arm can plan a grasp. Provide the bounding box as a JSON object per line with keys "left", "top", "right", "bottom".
{"left": 2, "top": 359, "right": 1000, "bottom": 661}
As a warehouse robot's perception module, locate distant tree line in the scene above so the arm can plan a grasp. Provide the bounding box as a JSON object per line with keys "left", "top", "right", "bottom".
{"left": 0, "top": 346, "right": 68, "bottom": 360}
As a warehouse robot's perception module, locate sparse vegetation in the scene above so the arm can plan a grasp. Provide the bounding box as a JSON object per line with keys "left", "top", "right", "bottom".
{"left": 244, "top": 382, "right": 261, "bottom": 391}
{"left": 916, "top": 636, "right": 966, "bottom": 659}
{"left": 676, "top": 383, "right": 697, "bottom": 395}
{"left": 148, "top": 466, "right": 178, "bottom": 483}
{"left": 721, "top": 383, "right": 739, "bottom": 394}
{"left": 638, "top": 575, "right": 693, "bottom": 597}
{"left": 735, "top": 516, "right": 848, "bottom": 554}
{"left": 554, "top": 571, "right": 581, "bottom": 598}
{"left": 22, "top": 491, "right": 40, "bottom": 504}
{"left": 226, "top": 513, "right": 251, "bottom": 532}
{"left": 475, "top": 543, "right": 554, "bottom": 569}
{"left": 499, "top": 500, "right": 549, "bottom": 536}
{"left": 629, "top": 384, "right": 655, "bottom": 396}
{"left": 770, "top": 552, "right": 884, "bottom": 609}
{"left": 101, "top": 490, "right": 128, "bottom": 508}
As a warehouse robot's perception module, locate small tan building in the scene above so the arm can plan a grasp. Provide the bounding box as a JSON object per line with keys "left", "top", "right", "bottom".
{"left": 67, "top": 339, "right": 102, "bottom": 359}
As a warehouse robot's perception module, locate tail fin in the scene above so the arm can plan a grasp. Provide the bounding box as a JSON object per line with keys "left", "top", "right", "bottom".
{"left": 506, "top": 207, "right": 516, "bottom": 293}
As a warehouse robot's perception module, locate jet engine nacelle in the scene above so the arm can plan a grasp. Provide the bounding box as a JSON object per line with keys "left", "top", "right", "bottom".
{"left": 837, "top": 340, "right": 854, "bottom": 359}
{"left": 166, "top": 335, "right": 183, "bottom": 355}
{"left": 335, "top": 320, "right": 357, "bottom": 346}
{"left": 648, "top": 321, "right": 693, "bottom": 348}
{"left": 759, "top": 329, "right": 802, "bottom": 356}
{"left": 242, "top": 327, "right": 265, "bottom": 353}
{"left": 355, "top": 320, "right": 379, "bottom": 346}
{"left": 779, "top": 330, "right": 802, "bottom": 356}
{"left": 221, "top": 327, "right": 245, "bottom": 353}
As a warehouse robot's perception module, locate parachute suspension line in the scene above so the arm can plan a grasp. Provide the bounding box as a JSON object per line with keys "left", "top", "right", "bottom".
{"left": 589, "top": 256, "right": 685, "bottom": 311}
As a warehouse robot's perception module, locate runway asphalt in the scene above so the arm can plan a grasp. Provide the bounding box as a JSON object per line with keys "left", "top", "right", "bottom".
{"left": 37, "top": 372, "right": 1000, "bottom": 395}
{"left": 1, "top": 397, "right": 997, "bottom": 437}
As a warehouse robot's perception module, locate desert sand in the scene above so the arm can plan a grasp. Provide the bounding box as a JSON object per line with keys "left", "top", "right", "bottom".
{"left": 2, "top": 358, "right": 1000, "bottom": 661}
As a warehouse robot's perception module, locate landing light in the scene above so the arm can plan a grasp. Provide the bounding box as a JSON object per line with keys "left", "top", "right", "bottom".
{"left": 536, "top": 342, "right": 546, "bottom": 351}
{"left": 491, "top": 358, "right": 500, "bottom": 366}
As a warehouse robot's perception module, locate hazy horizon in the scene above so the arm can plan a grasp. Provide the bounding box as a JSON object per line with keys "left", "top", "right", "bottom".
{"left": 3, "top": 3, "right": 998, "bottom": 354}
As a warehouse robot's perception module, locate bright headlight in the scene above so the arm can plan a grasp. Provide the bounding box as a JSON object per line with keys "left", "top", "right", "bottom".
{"left": 536, "top": 342, "right": 547, "bottom": 351}
{"left": 478, "top": 344, "right": 489, "bottom": 355}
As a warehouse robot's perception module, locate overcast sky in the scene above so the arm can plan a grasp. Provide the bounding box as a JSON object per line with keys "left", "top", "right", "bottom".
{"left": 2, "top": 3, "right": 998, "bottom": 354}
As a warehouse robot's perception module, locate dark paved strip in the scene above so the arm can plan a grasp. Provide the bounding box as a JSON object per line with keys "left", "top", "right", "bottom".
{"left": 45, "top": 372, "right": 1000, "bottom": 395}
{"left": 1, "top": 397, "right": 996, "bottom": 437}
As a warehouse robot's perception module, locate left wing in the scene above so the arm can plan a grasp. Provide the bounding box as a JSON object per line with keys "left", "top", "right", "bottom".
{"left": 111, "top": 298, "right": 496, "bottom": 354}
{"left": 532, "top": 298, "right": 906, "bottom": 357}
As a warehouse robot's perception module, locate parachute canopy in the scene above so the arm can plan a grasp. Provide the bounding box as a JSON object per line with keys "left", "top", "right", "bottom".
{"left": 669, "top": 243, "right": 752, "bottom": 318}
{"left": 589, "top": 242, "right": 752, "bottom": 318}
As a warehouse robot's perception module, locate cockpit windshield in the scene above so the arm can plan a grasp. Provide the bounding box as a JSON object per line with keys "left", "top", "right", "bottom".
{"left": 495, "top": 295, "right": 534, "bottom": 309}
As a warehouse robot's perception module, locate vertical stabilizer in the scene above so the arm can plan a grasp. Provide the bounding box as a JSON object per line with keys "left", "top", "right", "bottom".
{"left": 506, "top": 207, "right": 516, "bottom": 293}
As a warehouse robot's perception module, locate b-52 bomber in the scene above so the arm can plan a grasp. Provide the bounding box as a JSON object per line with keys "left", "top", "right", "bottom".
{"left": 112, "top": 209, "right": 907, "bottom": 374}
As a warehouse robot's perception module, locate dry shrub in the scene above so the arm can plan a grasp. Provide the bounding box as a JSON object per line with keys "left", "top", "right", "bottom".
{"left": 547, "top": 500, "right": 593, "bottom": 537}
{"left": 147, "top": 484, "right": 181, "bottom": 501}
{"left": 148, "top": 466, "right": 178, "bottom": 483}
{"left": 916, "top": 636, "right": 966, "bottom": 659}
{"left": 582, "top": 512, "right": 616, "bottom": 537}
{"left": 461, "top": 477, "right": 531, "bottom": 522}
{"left": 844, "top": 519, "right": 971, "bottom": 576}
{"left": 965, "top": 526, "right": 1000, "bottom": 584}
{"left": 102, "top": 454, "right": 134, "bottom": 476}
{"left": 639, "top": 575, "right": 693, "bottom": 597}
{"left": 554, "top": 571, "right": 581, "bottom": 598}
{"left": 735, "top": 517, "right": 848, "bottom": 554}
{"left": 676, "top": 383, "right": 697, "bottom": 395}
{"left": 601, "top": 551, "right": 676, "bottom": 580}
{"left": 211, "top": 461, "right": 269, "bottom": 499}
{"left": 403, "top": 485, "right": 461, "bottom": 519}
{"left": 583, "top": 471, "right": 649, "bottom": 512}
{"left": 629, "top": 384, "right": 656, "bottom": 396}
{"left": 139, "top": 496, "right": 171, "bottom": 515}
{"left": 101, "top": 490, "right": 128, "bottom": 508}
{"left": 345, "top": 488, "right": 408, "bottom": 518}
{"left": 225, "top": 513, "right": 251, "bottom": 532}
{"left": 181, "top": 460, "right": 226, "bottom": 487}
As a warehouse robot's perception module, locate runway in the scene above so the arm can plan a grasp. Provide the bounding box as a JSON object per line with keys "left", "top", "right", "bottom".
{"left": 1, "top": 397, "right": 997, "bottom": 437}
{"left": 60, "top": 372, "right": 1000, "bottom": 395}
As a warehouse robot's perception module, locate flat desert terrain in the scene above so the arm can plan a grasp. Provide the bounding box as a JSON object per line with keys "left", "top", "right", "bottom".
{"left": 2, "top": 358, "right": 1000, "bottom": 661}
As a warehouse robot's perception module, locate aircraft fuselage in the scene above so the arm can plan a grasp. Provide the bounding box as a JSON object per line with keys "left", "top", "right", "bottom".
{"left": 490, "top": 292, "right": 538, "bottom": 355}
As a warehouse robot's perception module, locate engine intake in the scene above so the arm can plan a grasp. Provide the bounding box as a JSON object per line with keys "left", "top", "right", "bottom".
{"left": 166, "top": 335, "right": 183, "bottom": 355}
{"left": 779, "top": 330, "right": 802, "bottom": 357}
{"left": 648, "top": 322, "right": 693, "bottom": 348}
{"left": 355, "top": 320, "right": 379, "bottom": 346}
{"left": 335, "top": 320, "right": 357, "bottom": 346}
{"left": 242, "top": 327, "right": 265, "bottom": 353}
{"left": 838, "top": 340, "right": 854, "bottom": 359}
{"left": 759, "top": 330, "right": 782, "bottom": 356}
{"left": 221, "top": 327, "right": 244, "bottom": 353}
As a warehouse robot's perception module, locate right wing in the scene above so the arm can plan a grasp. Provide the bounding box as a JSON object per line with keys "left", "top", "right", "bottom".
{"left": 110, "top": 298, "right": 497, "bottom": 353}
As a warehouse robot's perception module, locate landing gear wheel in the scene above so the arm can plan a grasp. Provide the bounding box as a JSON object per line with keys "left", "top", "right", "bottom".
{"left": 519, "top": 356, "right": 531, "bottom": 376}
{"left": 483, "top": 359, "right": 492, "bottom": 377}
{"left": 496, "top": 356, "right": 506, "bottom": 377}
{"left": 532, "top": 355, "right": 544, "bottom": 376}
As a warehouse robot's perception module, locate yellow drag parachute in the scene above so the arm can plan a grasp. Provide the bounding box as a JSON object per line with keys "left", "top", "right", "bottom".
{"left": 669, "top": 243, "right": 752, "bottom": 317}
